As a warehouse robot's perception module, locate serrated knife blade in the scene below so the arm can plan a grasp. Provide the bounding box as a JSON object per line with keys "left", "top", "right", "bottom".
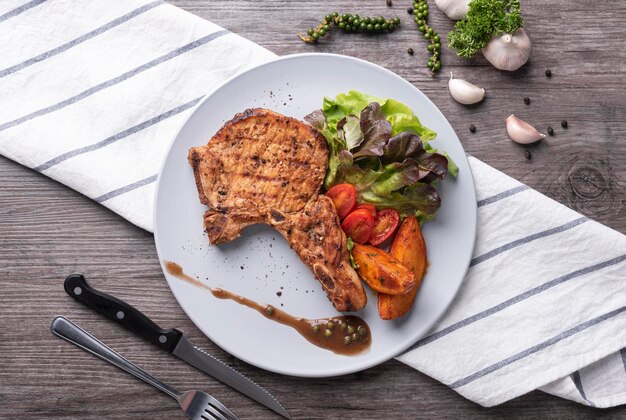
{"left": 172, "top": 335, "right": 290, "bottom": 418}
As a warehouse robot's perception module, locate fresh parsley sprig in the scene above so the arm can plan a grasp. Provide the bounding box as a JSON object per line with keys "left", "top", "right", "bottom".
{"left": 448, "top": 0, "right": 524, "bottom": 58}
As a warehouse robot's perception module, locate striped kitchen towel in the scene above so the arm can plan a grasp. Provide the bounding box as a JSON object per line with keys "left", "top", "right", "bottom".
{"left": 1, "top": 0, "right": 624, "bottom": 408}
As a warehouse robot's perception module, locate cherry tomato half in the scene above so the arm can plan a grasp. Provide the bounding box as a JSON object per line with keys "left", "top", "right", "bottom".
{"left": 354, "top": 203, "right": 377, "bottom": 218}
{"left": 341, "top": 209, "right": 374, "bottom": 244}
{"left": 369, "top": 209, "right": 400, "bottom": 246}
{"left": 325, "top": 183, "right": 357, "bottom": 219}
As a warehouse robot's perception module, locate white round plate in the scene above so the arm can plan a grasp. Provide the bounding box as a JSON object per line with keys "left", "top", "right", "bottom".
{"left": 154, "top": 53, "right": 476, "bottom": 377}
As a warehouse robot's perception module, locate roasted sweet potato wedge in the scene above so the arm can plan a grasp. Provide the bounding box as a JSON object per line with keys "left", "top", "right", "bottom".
{"left": 352, "top": 244, "right": 416, "bottom": 295}
{"left": 378, "top": 215, "right": 427, "bottom": 320}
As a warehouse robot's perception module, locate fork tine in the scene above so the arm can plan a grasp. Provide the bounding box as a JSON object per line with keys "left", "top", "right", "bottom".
{"left": 207, "top": 397, "right": 238, "bottom": 420}
{"left": 204, "top": 405, "right": 228, "bottom": 420}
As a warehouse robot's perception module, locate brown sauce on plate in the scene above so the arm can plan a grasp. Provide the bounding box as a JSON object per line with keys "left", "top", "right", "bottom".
{"left": 165, "top": 261, "right": 371, "bottom": 356}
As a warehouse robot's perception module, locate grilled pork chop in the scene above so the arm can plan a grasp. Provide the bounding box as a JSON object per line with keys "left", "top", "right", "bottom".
{"left": 188, "top": 108, "right": 367, "bottom": 312}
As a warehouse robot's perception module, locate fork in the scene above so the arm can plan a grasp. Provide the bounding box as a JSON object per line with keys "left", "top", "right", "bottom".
{"left": 51, "top": 316, "right": 238, "bottom": 420}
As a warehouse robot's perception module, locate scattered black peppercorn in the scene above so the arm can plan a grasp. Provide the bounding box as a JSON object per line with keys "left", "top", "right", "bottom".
{"left": 524, "top": 150, "right": 532, "bottom": 160}
{"left": 545, "top": 69, "right": 552, "bottom": 77}
{"left": 386, "top": 0, "right": 393, "bottom": 6}
{"left": 407, "top": 47, "right": 414, "bottom": 55}
{"left": 407, "top": 7, "right": 413, "bottom": 14}
{"left": 469, "top": 124, "right": 476, "bottom": 133}
{"left": 524, "top": 97, "right": 530, "bottom": 105}
{"left": 547, "top": 126, "right": 554, "bottom": 136}
{"left": 276, "top": 291, "right": 282, "bottom": 297}
{"left": 561, "top": 120, "right": 568, "bottom": 128}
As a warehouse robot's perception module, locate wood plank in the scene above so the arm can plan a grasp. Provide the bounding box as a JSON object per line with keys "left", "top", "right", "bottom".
{"left": 1, "top": 0, "right": 624, "bottom": 418}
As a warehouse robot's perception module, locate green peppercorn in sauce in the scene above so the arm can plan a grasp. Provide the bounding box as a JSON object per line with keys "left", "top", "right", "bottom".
{"left": 165, "top": 261, "right": 371, "bottom": 356}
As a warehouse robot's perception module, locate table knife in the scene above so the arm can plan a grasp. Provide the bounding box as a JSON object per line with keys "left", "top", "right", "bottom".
{"left": 64, "top": 274, "right": 290, "bottom": 419}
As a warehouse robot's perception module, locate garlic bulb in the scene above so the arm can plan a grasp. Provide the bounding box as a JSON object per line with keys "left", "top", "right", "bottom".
{"left": 482, "top": 28, "right": 531, "bottom": 71}
{"left": 435, "top": 0, "right": 470, "bottom": 20}
{"left": 448, "top": 73, "right": 485, "bottom": 105}
{"left": 506, "top": 115, "right": 545, "bottom": 144}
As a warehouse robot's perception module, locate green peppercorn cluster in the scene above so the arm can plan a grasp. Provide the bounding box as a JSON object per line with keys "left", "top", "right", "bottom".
{"left": 299, "top": 12, "right": 401, "bottom": 43}
{"left": 412, "top": 0, "right": 441, "bottom": 74}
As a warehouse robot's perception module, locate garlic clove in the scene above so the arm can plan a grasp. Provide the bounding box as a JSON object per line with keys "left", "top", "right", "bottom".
{"left": 435, "top": 0, "right": 470, "bottom": 20}
{"left": 482, "top": 28, "right": 532, "bottom": 71}
{"left": 448, "top": 73, "right": 485, "bottom": 105}
{"left": 506, "top": 114, "right": 545, "bottom": 144}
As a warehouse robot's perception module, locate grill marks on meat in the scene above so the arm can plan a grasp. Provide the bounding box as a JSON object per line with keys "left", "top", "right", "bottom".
{"left": 269, "top": 196, "right": 366, "bottom": 312}
{"left": 188, "top": 108, "right": 367, "bottom": 312}
{"left": 188, "top": 108, "right": 326, "bottom": 243}
{"left": 190, "top": 110, "right": 325, "bottom": 217}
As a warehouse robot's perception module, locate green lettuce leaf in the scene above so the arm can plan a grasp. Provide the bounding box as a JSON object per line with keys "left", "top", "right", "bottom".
{"left": 322, "top": 90, "right": 436, "bottom": 142}
{"left": 335, "top": 150, "right": 382, "bottom": 190}
{"left": 442, "top": 151, "right": 459, "bottom": 177}
{"left": 308, "top": 90, "right": 457, "bottom": 221}
{"left": 337, "top": 115, "right": 363, "bottom": 150}
{"left": 335, "top": 152, "right": 441, "bottom": 216}
{"left": 304, "top": 109, "right": 345, "bottom": 188}
{"left": 322, "top": 91, "right": 381, "bottom": 129}
{"left": 381, "top": 99, "right": 437, "bottom": 140}
{"left": 369, "top": 160, "right": 423, "bottom": 197}
{"left": 359, "top": 182, "right": 441, "bottom": 216}
{"left": 345, "top": 237, "right": 358, "bottom": 268}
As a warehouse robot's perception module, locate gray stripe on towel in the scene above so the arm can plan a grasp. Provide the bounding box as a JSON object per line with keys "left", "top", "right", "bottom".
{"left": 0, "top": 30, "right": 228, "bottom": 132}
{"left": 34, "top": 96, "right": 202, "bottom": 171}
{"left": 477, "top": 185, "right": 529, "bottom": 207}
{"left": 449, "top": 306, "right": 626, "bottom": 389}
{"left": 620, "top": 348, "right": 626, "bottom": 373}
{"left": 0, "top": 0, "right": 45, "bottom": 23}
{"left": 470, "top": 217, "right": 589, "bottom": 267}
{"left": 94, "top": 174, "right": 157, "bottom": 203}
{"left": 405, "top": 254, "right": 626, "bottom": 352}
{"left": 572, "top": 371, "right": 594, "bottom": 406}
{"left": 0, "top": 0, "right": 164, "bottom": 78}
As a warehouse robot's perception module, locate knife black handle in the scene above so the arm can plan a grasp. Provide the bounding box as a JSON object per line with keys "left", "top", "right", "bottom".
{"left": 64, "top": 274, "right": 182, "bottom": 353}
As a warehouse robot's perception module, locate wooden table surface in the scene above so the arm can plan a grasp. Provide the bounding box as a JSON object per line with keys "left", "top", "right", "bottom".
{"left": 1, "top": 0, "right": 624, "bottom": 418}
